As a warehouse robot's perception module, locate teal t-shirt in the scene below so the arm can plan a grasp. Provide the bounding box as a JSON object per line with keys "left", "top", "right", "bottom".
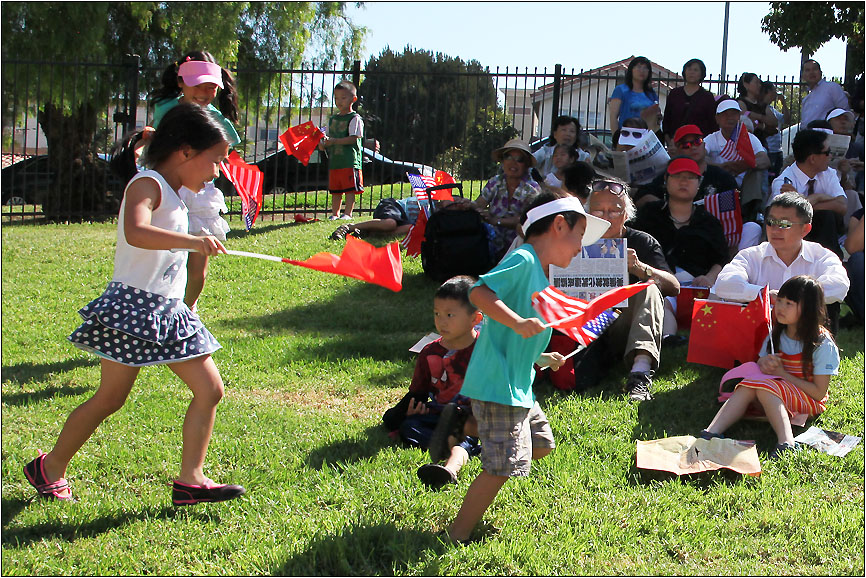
{"left": 152, "top": 97, "right": 241, "bottom": 147}
{"left": 459, "top": 244, "right": 553, "bottom": 408}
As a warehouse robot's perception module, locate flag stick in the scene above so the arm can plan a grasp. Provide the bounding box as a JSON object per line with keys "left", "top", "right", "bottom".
{"left": 538, "top": 344, "right": 586, "bottom": 371}
{"left": 172, "top": 248, "right": 289, "bottom": 263}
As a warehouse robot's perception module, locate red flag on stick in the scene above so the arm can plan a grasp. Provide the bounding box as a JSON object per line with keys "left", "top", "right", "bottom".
{"left": 686, "top": 290, "right": 770, "bottom": 369}
{"left": 284, "top": 236, "right": 403, "bottom": 292}
{"left": 279, "top": 121, "right": 324, "bottom": 166}
{"left": 220, "top": 151, "right": 263, "bottom": 231}
{"left": 431, "top": 170, "right": 456, "bottom": 200}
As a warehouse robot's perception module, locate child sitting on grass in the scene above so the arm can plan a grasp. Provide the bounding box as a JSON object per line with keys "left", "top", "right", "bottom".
{"left": 382, "top": 276, "right": 483, "bottom": 489}
{"left": 445, "top": 190, "right": 610, "bottom": 544}
{"left": 700, "top": 275, "right": 840, "bottom": 459}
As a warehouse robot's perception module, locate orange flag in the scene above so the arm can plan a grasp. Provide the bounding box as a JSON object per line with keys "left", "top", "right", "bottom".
{"left": 284, "top": 236, "right": 403, "bottom": 292}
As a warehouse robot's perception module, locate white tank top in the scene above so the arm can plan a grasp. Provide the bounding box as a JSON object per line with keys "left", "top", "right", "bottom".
{"left": 112, "top": 170, "right": 189, "bottom": 299}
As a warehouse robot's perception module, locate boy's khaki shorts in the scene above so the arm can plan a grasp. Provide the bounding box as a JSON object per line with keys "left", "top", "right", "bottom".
{"left": 471, "top": 399, "right": 554, "bottom": 477}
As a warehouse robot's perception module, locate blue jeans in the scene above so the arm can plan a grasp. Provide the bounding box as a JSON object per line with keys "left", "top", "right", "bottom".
{"left": 846, "top": 252, "right": 864, "bottom": 323}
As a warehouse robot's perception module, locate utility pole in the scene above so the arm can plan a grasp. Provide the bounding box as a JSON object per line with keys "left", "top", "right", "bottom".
{"left": 720, "top": 1, "right": 730, "bottom": 95}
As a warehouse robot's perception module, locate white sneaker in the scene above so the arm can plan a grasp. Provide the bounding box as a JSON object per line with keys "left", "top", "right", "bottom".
{"left": 339, "top": 214, "right": 354, "bottom": 220}
{"left": 328, "top": 215, "right": 340, "bottom": 221}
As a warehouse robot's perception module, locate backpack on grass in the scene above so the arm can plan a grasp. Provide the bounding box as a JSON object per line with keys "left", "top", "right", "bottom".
{"left": 421, "top": 205, "right": 492, "bottom": 282}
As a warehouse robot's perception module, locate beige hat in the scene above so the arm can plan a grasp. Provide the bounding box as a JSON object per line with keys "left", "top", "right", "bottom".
{"left": 491, "top": 139, "right": 536, "bottom": 167}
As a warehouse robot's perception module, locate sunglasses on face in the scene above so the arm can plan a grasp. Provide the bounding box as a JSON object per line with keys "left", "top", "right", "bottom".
{"left": 815, "top": 149, "right": 831, "bottom": 156}
{"left": 502, "top": 153, "right": 528, "bottom": 163}
{"left": 591, "top": 180, "right": 626, "bottom": 195}
{"left": 677, "top": 138, "right": 703, "bottom": 149}
{"left": 590, "top": 208, "right": 625, "bottom": 219}
{"left": 766, "top": 217, "right": 807, "bottom": 229}
{"left": 619, "top": 129, "right": 646, "bottom": 139}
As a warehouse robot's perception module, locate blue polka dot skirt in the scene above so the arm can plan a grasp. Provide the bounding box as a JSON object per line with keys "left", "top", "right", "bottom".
{"left": 68, "top": 282, "right": 221, "bottom": 367}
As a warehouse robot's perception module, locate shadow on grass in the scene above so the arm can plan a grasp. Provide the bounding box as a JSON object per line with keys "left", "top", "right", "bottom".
{"left": 1, "top": 497, "right": 28, "bottom": 528}
{"left": 1, "top": 357, "right": 97, "bottom": 389}
{"left": 272, "top": 522, "right": 446, "bottom": 576}
{"left": 306, "top": 425, "right": 393, "bottom": 471}
{"left": 1, "top": 383, "right": 92, "bottom": 406}
{"left": 1, "top": 504, "right": 217, "bottom": 548}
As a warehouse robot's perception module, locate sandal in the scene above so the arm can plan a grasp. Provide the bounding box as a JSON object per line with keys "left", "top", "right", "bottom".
{"left": 698, "top": 430, "right": 725, "bottom": 440}
{"left": 23, "top": 451, "right": 74, "bottom": 501}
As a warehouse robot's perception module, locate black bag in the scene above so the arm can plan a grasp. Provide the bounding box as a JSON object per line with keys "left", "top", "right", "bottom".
{"left": 421, "top": 205, "right": 492, "bottom": 281}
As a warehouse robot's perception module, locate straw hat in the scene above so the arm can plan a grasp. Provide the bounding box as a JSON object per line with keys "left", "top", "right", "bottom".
{"left": 491, "top": 139, "right": 536, "bottom": 167}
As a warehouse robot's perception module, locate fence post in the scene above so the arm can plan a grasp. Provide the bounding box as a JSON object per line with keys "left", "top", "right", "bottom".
{"left": 126, "top": 54, "right": 140, "bottom": 134}
{"left": 550, "top": 63, "right": 562, "bottom": 134}
{"left": 352, "top": 59, "right": 361, "bottom": 90}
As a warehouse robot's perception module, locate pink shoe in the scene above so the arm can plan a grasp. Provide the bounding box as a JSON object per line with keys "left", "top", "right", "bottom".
{"left": 23, "top": 451, "right": 74, "bottom": 501}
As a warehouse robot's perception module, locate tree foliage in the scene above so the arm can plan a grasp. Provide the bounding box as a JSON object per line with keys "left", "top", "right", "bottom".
{"left": 0, "top": 1, "right": 365, "bottom": 218}
{"left": 761, "top": 1, "right": 864, "bottom": 71}
{"left": 358, "top": 47, "right": 498, "bottom": 167}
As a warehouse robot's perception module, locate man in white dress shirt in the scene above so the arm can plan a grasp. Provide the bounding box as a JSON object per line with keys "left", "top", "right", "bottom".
{"left": 771, "top": 128, "right": 846, "bottom": 257}
{"left": 713, "top": 193, "right": 849, "bottom": 333}
{"left": 799, "top": 60, "right": 849, "bottom": 129}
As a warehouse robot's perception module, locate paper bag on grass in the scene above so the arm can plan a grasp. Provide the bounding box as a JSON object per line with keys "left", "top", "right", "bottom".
{"left": 636, "top": 435, "right": 761, "bottom": 476}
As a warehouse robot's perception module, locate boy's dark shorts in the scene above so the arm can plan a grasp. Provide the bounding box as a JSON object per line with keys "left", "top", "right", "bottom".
{"left": 373, "top": 198, "right": 411, "bottom": 226}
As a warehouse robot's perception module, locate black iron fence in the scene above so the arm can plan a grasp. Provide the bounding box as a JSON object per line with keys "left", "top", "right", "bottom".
{"left": 2, "top": 58, "right": 812, "bottom": 223}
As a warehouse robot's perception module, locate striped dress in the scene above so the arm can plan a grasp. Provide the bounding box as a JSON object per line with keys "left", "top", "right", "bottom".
{"left": 735, "top": 331, "right": 838, "bottom": 418}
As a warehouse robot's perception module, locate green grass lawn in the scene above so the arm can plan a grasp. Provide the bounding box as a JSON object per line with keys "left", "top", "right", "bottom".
{"left": 2, "top": 220, "right": 864, "bottom": 576}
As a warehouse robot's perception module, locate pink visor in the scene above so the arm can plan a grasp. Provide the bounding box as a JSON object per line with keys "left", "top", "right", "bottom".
{"left": 178, "top": 61, "right": 223, "bottom": 88}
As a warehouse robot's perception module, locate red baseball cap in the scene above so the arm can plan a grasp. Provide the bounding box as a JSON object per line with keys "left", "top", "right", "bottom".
{"left": 673, "top": 124, "right": 702, "bottom": 143}
{"left": 666, "top": 157, "right": 702, "bottom": 176}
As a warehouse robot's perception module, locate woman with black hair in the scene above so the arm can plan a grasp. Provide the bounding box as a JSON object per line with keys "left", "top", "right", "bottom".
{"left": 532, "top": 115, "right": 590, "bottom": 179}
{"left": 736, "top": 72, "right": 778, "bottom": 147}
{"left": 662, "top": 58, "right": 718, "bottom": 144}
{"left": 608, "top": 56, "right": 661, "bottom": 131}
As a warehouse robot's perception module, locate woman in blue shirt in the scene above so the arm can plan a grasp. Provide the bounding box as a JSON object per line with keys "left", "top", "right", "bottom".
{"left": 608, "top": 56, "right": 661, "bottom": 131}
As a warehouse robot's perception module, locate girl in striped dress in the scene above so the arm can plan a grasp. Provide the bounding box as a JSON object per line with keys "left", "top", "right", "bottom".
{"left": 700, "top": 275, "right": 840, "bottom": 459}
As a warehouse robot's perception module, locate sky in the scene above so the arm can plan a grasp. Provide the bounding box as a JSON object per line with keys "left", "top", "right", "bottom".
{"left": 346, "top": 2, "right": 848, "bottom": 82}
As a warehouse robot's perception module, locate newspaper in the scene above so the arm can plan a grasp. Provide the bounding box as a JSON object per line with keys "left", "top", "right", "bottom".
{"left": 826, "top": 134, "right": 851, "bottom": 163}
{"left": 604, "top": 131, "right": 670, "bottom": 185}
{"left": 794, "top": 426, "right": 861, "bottom": 457}
{"left": 549, "top": 238, "right": 629, "bottom": 305}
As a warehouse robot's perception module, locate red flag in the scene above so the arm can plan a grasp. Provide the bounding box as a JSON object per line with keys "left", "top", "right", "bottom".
{"left": 431, "top": 170, "right": 455, "bottom": 200}
{"left": 675, "top": 286, "right": 710, "bottom": 330}
{"left": 283, "top": 235, "right": 403, "bottom": 292}
{"left": 220, "top": 151, "right": 263, "bottom": 231}
{"left": 686, "top": 293, "right": 770, "bottom": 369}
{"left": 703, "top": 189, "right": 743, "bottom": 249}
{"left": 279, "top": 121, "right": 324, "bottom": 166}
{"left": 400, "top": 206, "right": 427, "bottom": 258}
{"left": 532, "top": 282, "right": 652, "bottom": 346}
{"left": 735, "top": 122, "right": 756, "bottom": 168}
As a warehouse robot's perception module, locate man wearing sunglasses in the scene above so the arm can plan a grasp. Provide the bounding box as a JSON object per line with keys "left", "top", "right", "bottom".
{"left": 770, "top": 129, "right": 847, "bottom": 258}
{"left": 713, "top": 192, "right": 849, "bottom": 333}
{"left": 634, "top": 125, "right": 739, "bottom": 209}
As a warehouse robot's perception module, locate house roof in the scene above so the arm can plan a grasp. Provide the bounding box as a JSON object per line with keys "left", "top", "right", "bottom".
{"left": 531, "top": 56, "right": 683, "bottom": 98}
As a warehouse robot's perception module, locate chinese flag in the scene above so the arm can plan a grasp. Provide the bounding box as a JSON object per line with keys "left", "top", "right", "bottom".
{"left": 687, "top": 294, "right": 769, "bottom": 369}
{"left": 400, "top": 207, "right": 427, "bottom": 258}
{"left": 283, "top": 235, "right": 403, "bottom": 292}
{"left": 735, "top": 122, "right": 756, "bottom": 169}
{"left": 279, "top": 121, "right": 324, "bottom": 166}
{"left": 431, "top": 170, "right": 456, "bottom": 200}
{"left": 676, "top": 286, "right": 710, "bottom": 331}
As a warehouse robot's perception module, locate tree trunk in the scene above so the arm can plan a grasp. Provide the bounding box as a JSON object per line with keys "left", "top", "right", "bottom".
{"left": 37, "top": 102, "right": 120, "bottom": 221}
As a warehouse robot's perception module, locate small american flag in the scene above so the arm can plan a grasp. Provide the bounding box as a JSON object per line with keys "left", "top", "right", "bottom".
{"left": 532, "top": 282, "right": 651, "bottom": 346}
{"left": 407, "top": 173, "right": 436, "bottom": 200}
{"left": 703, "top": 189, "right": 742, "bottom": 248}
{"left": 220, "top": 151, "right": 263, "bottom": 231}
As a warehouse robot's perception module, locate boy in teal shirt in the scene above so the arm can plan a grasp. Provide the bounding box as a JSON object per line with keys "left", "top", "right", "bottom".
{"left": 446, "top": 191, "right": 610, "bottom": 544}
